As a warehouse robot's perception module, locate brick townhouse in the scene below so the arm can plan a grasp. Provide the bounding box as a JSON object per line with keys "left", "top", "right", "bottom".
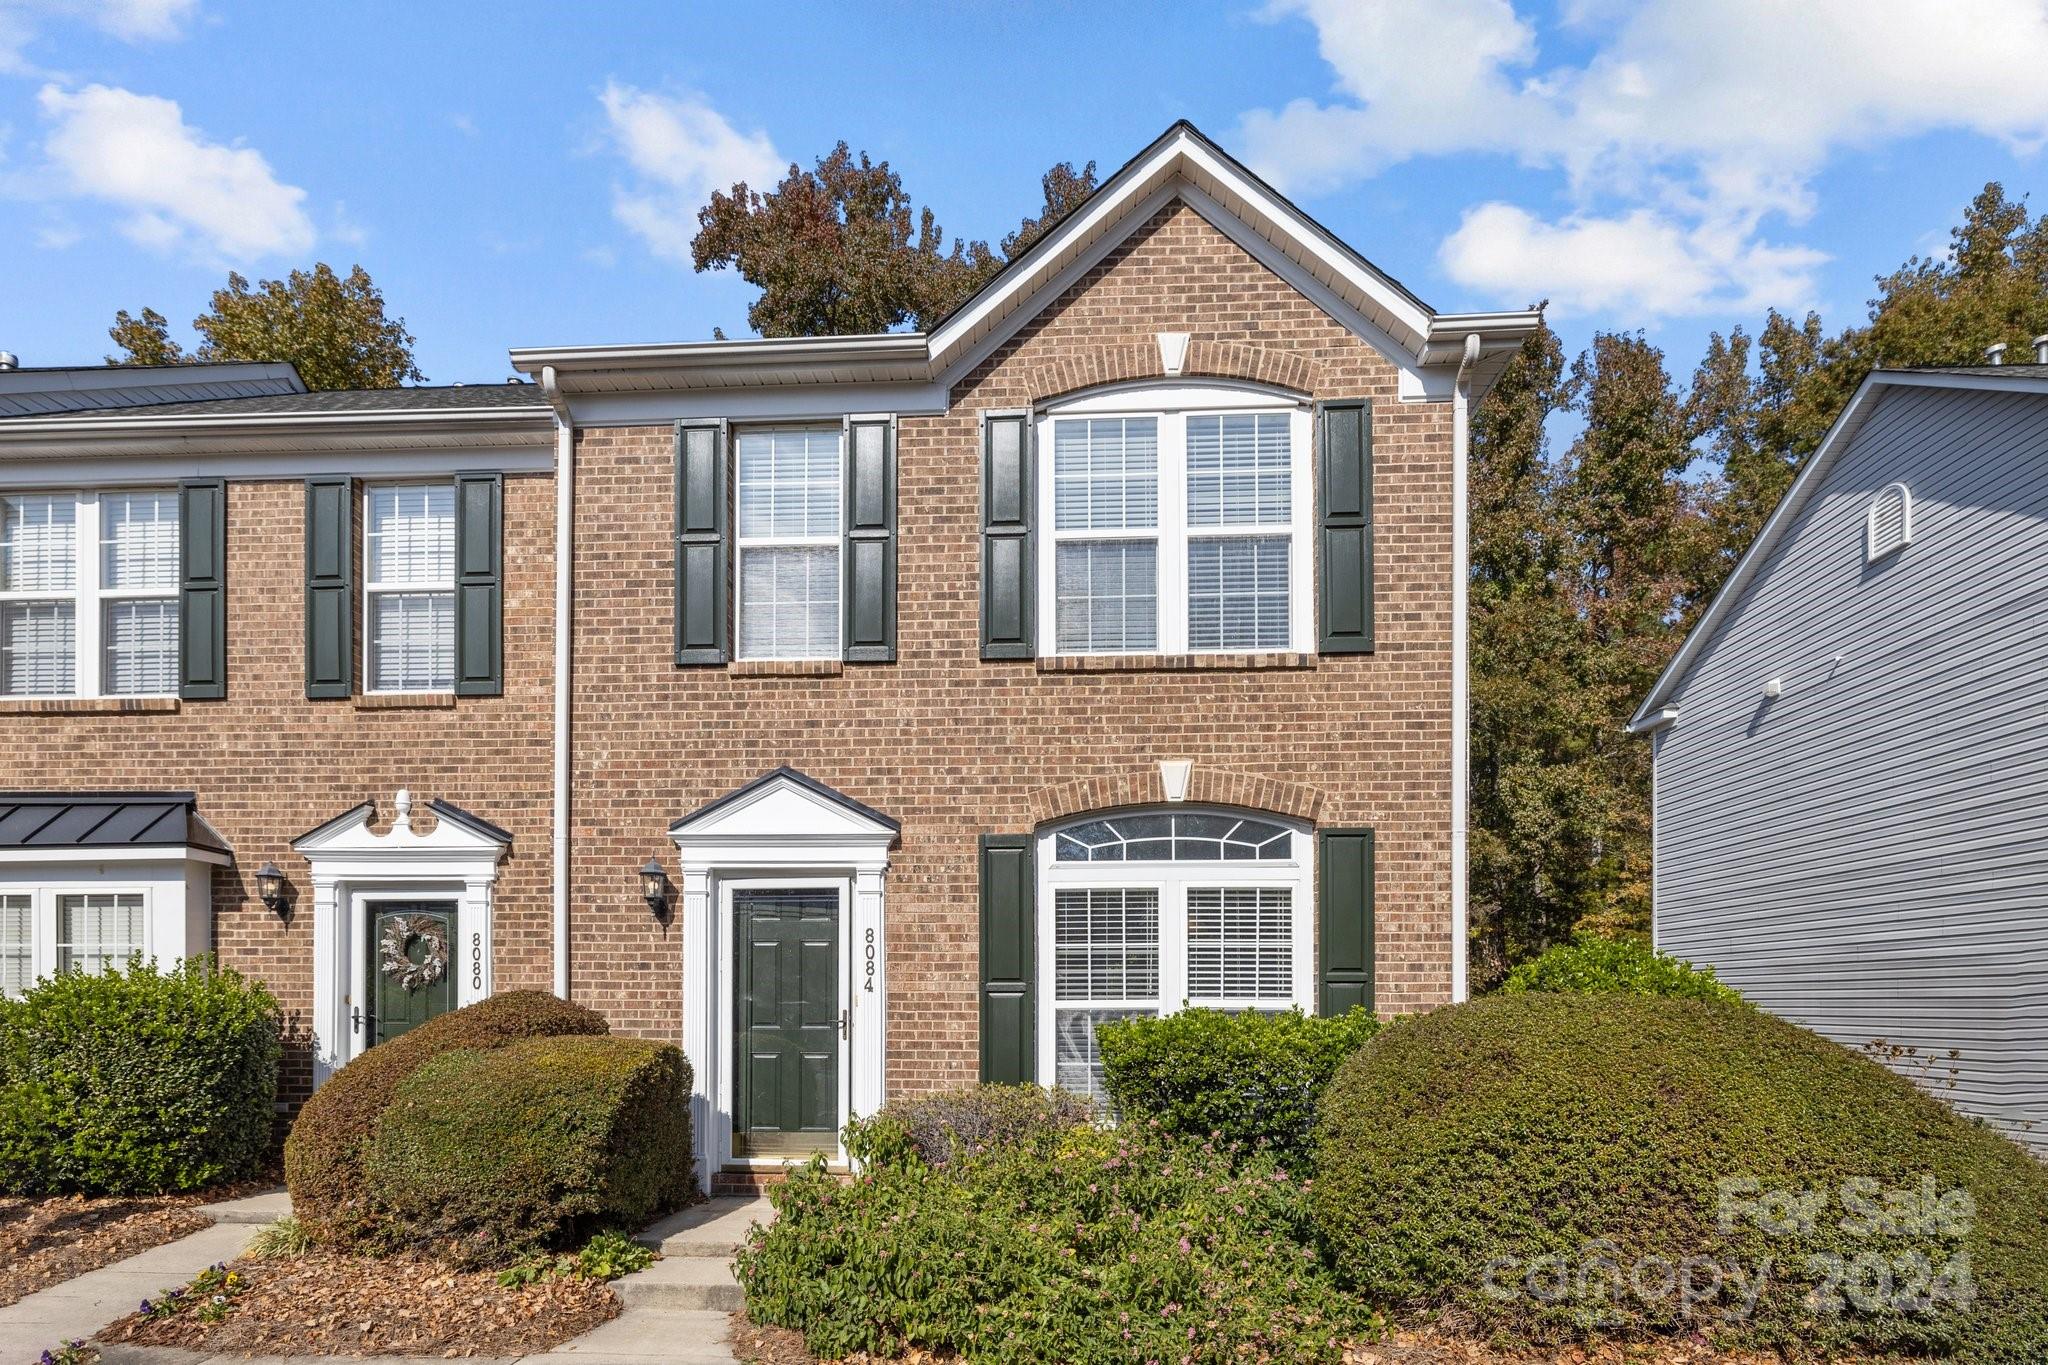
{"left": 0, "top": 123, "right": 1536, "bottom": 1190}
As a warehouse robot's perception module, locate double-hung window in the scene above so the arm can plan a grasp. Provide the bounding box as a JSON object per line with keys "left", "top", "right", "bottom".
{"left": 0, "top": 490, "right": 179, "bottom": 698}
{"left": 365, "top": 482, "right": 456, "bottom": 692}
{"left": 735, "top": 427, "right": 842, "bottom": 661}
{"left": 0, "top": 885, "right": 151, "bottom": 997}
{"left": 1037, "top": 387, "right": 1311, "bottom": 656}
{"left": 1037, "top": 809, "right": 1312, "bottom": 1099}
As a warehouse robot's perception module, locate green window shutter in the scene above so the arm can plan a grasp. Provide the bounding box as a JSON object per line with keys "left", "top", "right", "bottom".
{"left": 674, "top": 421, "right": 729, "bottom": 665}
{"left": 303, "top": 476, "right": 353, "bottom": 699}
{"left": 453, "top": 472, "right": 503, "bottom": 697}
{"left": 1316, "top": 399, "right": 1375, "bottom": 653}
{"left": 979, "top": 412, "right": 1034, "bottom": 659}
{"left": 1317, "top": 827, "right": 1376, "bottom": 1015}
{"left": 176, "top": 478, "right": 226, "bottom": 700}
{"left": 842, "top": 417, "right": 897, "bottom": 662}
{"left": 978, "top": 834, "right": 1035, "bottom": 1082}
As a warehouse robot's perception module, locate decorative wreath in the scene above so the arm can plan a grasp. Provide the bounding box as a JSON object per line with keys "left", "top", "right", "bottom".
{"left": 378, "top": 915, "right": 450, "bottom": 993}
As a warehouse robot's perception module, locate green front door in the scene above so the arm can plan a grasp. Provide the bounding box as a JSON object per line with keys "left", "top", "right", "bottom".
{"left": 369, "top": 901, "right": 457, "bottom": 1046}
{"left": 734, "top": 888, "right": 840, "bottom": 1157}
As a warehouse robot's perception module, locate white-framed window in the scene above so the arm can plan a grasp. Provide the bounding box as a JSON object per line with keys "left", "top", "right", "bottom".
{"left": 1036, "top": 808, "right": 1314, "bottom": 1099}
{"left": 1035, "top": 385, "right": 1312, "bottom": 657}
{"left": 0, "top": 489, "right": 180, "bottom": 698}
{"left": 735, "top": 426, "right": 843, "bottom": 661}
{"left": 0, "top": 885, "right": 151, "bottom": 996}
{"left": 364, "top": 482, "right": 456, "bottom": 693}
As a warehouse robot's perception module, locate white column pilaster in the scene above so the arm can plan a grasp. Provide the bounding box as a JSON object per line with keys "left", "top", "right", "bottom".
{"left": 680, "top": 865, "right": 715, "bottom": 1194}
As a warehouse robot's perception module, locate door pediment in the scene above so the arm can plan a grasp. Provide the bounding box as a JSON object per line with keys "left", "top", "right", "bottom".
{"left": 669, "top": 767, "right": 897, "bottom": 858}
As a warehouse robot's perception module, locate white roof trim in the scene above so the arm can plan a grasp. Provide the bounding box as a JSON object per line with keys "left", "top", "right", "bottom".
{"left": 1629, "top": 368, "right": 2048, "bottom": 730}
{"left": 293, "top": 791, "right": 509, "bottom": 879}
{"left": 507, "top": 122, "right": 1541, "bottom": 404}
{"left": 0, "top": 406, "right": 554, "bottom": 460}
{"left": 0, "top": 845, "right": 231, "bottom": 867}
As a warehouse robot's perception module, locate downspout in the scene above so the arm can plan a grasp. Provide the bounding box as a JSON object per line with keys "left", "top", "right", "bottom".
{"left": 1450, "top": 333, "right": 1480, "bottom": 1004}
{"left": 541, "top": 365, "right": 574, "bottom": 999}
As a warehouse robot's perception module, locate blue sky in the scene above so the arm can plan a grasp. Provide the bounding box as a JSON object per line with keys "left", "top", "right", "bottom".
{"left": 4, "top": 0, "right": 2048, "bottom": 397}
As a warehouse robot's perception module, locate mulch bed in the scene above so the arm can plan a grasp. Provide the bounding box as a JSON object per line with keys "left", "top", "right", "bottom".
{"left": 729, "top": 1315, "right": 1879, "bottom": 1365}
{"left": 96, "top": 1249, "right": 620, "bottom": 1358}
{"left": 0, "top": 1194, "right": 211, "bottom": 1308}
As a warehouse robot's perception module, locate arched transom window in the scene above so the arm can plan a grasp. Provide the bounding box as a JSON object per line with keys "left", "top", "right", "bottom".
{"left": 1036, "top": 807, "right": 1313, "bottom": 1098}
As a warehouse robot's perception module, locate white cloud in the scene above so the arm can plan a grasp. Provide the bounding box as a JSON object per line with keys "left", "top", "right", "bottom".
{"left": 92, "top": 0, "right": 198, "bottom": 41}
{"left": 0, "top": 0, "right": 198, "bottom": 74}
{"left": 1241, "top": 0, "right": 2048, "bottom": 316}
{"left": 598, "top": 82, "right": 784, "bottom": 263}
{"left": 35, "top": 83, "right": 314, "bottom": 261}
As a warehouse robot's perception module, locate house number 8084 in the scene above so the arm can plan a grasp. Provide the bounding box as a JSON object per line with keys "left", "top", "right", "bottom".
{"left": 864, "top": 928, "right": 876, "bottom": 992}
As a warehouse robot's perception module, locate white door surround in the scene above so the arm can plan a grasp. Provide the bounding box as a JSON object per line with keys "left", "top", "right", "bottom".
{"left": 294, "top": 790, "right": 510, "bottom": 1084}
{"left": 667, "top": 767, "right": 896, "bottom": 1194}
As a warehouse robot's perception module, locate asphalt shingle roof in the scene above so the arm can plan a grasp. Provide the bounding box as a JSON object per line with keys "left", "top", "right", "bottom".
{"left": 29, "top": 383, "right": 547, "bottom": 419}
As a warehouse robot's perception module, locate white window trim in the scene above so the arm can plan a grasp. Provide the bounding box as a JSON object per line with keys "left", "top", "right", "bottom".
{"left": 0, "top": 881, "right": 155, "bottom": 996}
{"left": 1033, "top": 385, "right": 1313, "bottom": 657}
{"left": 362, "top": 480, "right": 456, "bottom": 696}
{"left": 733, "top": 424, "right": 846, "bottom": 662}
{"left": 1, "top": 487, "right": 180, "bottom": 700}
{"left": 1866, "top": 481, "right": 1913, "bottom": 562}
{"left": 1032, "top": 810, "right": 1315, "bottom": 1093}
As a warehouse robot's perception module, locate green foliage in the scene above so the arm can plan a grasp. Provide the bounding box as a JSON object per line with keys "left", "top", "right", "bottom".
{"left": 1501, "top": 932, "right": 1742, "bottom": 1003}
{"left": 284, "top": 989, "right": 609, "bottom": 1245}
{"left": 1097, "top": 1007, "right": 1378, "bottom": 1164}
{"left": 740, "top": 1117, "right": 1376, "bottom": 1363}
{"left": 141, "top": 1262, "right": 248, "bottom": 1325}
{"left": 364, "top": 1034, "right": 694, "bottom": 1267}
{"left": 876, "top": 1083, "right": 1093, "bottom": 1168}
{"left": 0, "top": 957, "right": 279, "bottom": 1194}
{"left": 692, "top": 145, "right": 1097, "bottom": 336}
{"left": 1312, "top": 994, "right": 2048, "bottom": 1359}
{"left": 246, "top": 1216, "right": 312, "bottom": 1260}
{"left": 497, "top": 1229, "right": 657, "bottom": 1287}
{"left": 107, "top": 262, "right": 424, "bottom": 389}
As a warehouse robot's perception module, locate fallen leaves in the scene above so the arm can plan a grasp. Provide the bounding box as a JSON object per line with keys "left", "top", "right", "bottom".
{"left": 96, "top": 1249, "right": 619, "bottom": 1357}
{"left": 0, "top": 1193, "right": 212, "bottom": 1307}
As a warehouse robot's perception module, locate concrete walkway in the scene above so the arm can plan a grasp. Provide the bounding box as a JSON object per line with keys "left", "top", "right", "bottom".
{"left": 9, "top": 1190, "right": 772, "bottom": 1365}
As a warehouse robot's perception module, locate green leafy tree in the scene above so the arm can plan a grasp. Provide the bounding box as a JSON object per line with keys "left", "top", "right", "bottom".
{"left": 692, "top": 145, "right": 1096, "bottom": 337}
{"left": 107, "top": 263, "right": 424, "bottom": 390}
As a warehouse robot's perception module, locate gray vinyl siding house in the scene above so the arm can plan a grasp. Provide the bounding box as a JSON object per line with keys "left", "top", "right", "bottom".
{"left": 1633, "top": 366, "right": 2048, "bottom": 1155}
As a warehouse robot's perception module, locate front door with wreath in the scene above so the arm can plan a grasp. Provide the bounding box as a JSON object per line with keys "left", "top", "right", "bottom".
{"left": 369, "top": 901, "right": 456, "bottom": 1045}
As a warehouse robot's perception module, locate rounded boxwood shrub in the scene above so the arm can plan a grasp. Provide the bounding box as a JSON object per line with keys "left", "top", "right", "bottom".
{"left": 1098, "top": 1006, "right": 1378, "bottom": 1163}
{"left": 0, "top": 957, "right": 280, "bottom": 1194}
{"left": 740, "top": 1115, "right": 1375, "bottom": 1362}
{"left": 284, "top": 990, "right": 607, "bottom": 1243}
{"left": 364, "top": 1034, "right": 694, "bottom": 1266}
{"left": 1502, "top": 932, "right": 1740, "bottom": 1003}
{"left": 1313, "top": 993, "right": 2048, "bottom": 1360}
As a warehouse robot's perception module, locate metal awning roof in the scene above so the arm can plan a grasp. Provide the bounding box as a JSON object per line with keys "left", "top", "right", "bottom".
{"left": 0, "top": 792, "right": 232, "bottom": 857}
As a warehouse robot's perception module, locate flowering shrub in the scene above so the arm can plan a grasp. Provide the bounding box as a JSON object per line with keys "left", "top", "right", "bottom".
{"left": 0, "top": 957, "right": 279, "bottom": 1193}
{"left": 1098, "top": 1007, "right": 1378, "bottom": 1164}
{"left": 737, "top": 1114, "right": 1376, "bottom": 1363}
{"left": 877, "top": 1083, "right": 1093, "bottom": 1168}
{"left": 1501, "top": 932, "right": 1741, "bottom": 1003}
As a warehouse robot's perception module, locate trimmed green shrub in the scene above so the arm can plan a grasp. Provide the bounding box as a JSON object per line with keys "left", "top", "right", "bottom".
{"left": 0, "top": 957, "right": 279, "bottom": 1194}
{"left": 284, "top": 989, "right": 607, "bottom": 1243}
{"left": 740, "top": 1115, "right": 1376, "bottom": 1363}
{"left": 877, "top": 1083, "right": 1093, "bottom": 1168}
{"left": 1502, "top": 932, "right": 1741, "bottom": 1003}
{"left": 364, "top": 1034, "right": 694, "bottom": 1266}
{"left": 1313, "top": 993, "right": 2048, "bottom": 1360}
{"left": 1098, "top": 1006, "right": 1378, "bottom": 1163}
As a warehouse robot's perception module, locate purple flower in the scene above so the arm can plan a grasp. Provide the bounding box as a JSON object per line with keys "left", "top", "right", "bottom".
{"left": 139, "top": 1299, "right": 153, "bottom": 1314}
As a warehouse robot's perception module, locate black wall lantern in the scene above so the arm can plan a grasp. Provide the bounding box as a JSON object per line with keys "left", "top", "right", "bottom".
{"left": 255, "top": 861, "right": 288, "bottom": 915}
{"left": 640, "top": 858, "right": 668, "bottom": 918}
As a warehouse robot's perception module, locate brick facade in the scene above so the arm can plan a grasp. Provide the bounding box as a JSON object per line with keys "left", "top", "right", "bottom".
{"left": 0, "top": 473, "right": 558, "bottom": 1102}
{"left": 566, "top": 203, "right": 1456, "bottom": 1098}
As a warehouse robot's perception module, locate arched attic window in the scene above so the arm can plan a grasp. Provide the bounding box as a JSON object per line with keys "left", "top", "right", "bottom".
{"left": 1867, "top": 482, "right": 1912, "bottom": 562}
{"left": 1036, "top": 807, "right": 1312, "bottom": 1098}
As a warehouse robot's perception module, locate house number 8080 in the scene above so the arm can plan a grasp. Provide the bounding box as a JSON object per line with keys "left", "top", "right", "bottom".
{"left": 863, "top": 928, "right": 876, "bottom": 993}
{"left": 471, "top": 933, "right": 482, "bottom": 990}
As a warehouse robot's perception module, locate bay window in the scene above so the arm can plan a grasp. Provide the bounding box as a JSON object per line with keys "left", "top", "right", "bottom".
{"left": 1037, "top": 808, "right": 1313, "bottom": 1099}
{"left": 735, "top": 426, "right": 843, "bottom": 661}
{"left": 1037, "top": 387, "right": 1311, "bottom": 657}
{"left": 0, "top": 490, "right": 178, "bottom": 698}
{"left": 365, "top": 482, "right": 456, "bottom": 692}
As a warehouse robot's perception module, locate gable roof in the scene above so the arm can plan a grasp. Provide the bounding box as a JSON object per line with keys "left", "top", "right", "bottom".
{"left": 670, "top": 765, "right": 900, "bottom": 836}
{"left": 510, "top": 121, "right": 1541, "bottom": 402}
{"left": 1629, "top": 365, "right": 2048, "bottom": 732}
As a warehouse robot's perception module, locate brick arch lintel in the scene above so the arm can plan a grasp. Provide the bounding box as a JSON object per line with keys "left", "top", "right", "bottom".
{"left": 1020, "top": 340, "right": 1321, "bottom": 409}
{"left": 1019, "top": 765, "right": 1327, "bottom": 831}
